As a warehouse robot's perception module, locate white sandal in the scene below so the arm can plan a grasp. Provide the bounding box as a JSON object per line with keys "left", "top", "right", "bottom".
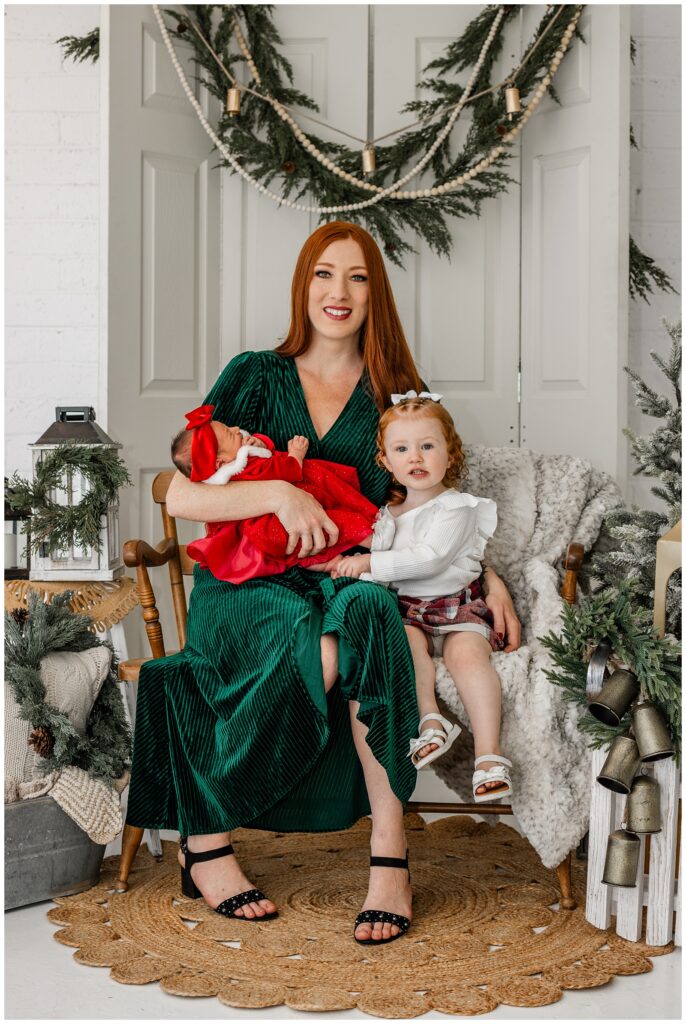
{"left": 408, "top": 713, "right": 461, "bottom": 770}
{"left": 472, "top": 754, "right": 513, "bottom": 803}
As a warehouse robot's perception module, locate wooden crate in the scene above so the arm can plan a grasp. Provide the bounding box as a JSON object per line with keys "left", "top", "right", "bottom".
{"left": 585, "top": 753, "right": 680, "bottom": 945}
{"left": 585, "top": 521, "right": 682, "bottom": 946}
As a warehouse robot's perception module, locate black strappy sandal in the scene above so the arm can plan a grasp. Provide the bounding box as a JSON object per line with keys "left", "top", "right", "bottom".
{"left": 353, "top": 850, "right": 411, "bottom": 945}
{"left": 179, "top": 837, "right": 278, "bottom": 920}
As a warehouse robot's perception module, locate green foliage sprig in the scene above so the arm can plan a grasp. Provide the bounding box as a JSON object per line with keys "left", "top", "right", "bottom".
{"left": 4, "top": 592, "right": 131, "bottom": 785}
{"left": 7, "top": 445, "right": 131, "bottom": 558}
{"left": 629, "top": 236, "right": 678, "bottom": 303}
{"left": 540, "top": 584, "right": 681, "bottom": 760}
{"left": 57, "top": 27, "right": 99, "bottom": 64}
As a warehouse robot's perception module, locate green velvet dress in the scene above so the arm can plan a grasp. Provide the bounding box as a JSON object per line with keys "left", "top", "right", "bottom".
{"left": 126, "top": 350, "right": 419, "bottom": 836}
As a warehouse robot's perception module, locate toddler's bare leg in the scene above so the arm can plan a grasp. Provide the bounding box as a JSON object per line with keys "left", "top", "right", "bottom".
{"left": 405, "top": 626, "right": 441, "bottom": 760}
{"left": 320, "top": 634, "right": 339, "bottom": 693}
{"left": 441, "top": 632, "right": 504, "bottom": 794}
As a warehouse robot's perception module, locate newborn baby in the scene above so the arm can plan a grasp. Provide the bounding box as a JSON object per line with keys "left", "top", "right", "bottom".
{"left": 172, "top": 405, "right": 376, "bottom": 584}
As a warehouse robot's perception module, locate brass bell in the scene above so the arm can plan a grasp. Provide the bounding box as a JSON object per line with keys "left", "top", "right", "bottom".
{"left": 596, "top": 734, "right": 641, "bottom": 793}
{"left": 626, "top": 774, "right": 662, "bottom": 834}
{"left": 226, "top": 87, "right": 241, "bottom": 117}
{"left": 362, "top": 146, "right": 377, "bottom": 175}
{"left": 505, "top": 85, "right": 521, "bottom": 120}
{"left": 588, "top": 669, "right": 640, "bottom": 726}
{"left": 631, "top": 700, "right": 675, "bottom": 762}
{"left": 601, "top": 828, "right": 641, "bottom": 887}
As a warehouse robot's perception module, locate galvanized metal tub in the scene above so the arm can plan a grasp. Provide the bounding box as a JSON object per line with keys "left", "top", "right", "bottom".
{"left": 4, "top": 796, "right": 105, "bottom": 910}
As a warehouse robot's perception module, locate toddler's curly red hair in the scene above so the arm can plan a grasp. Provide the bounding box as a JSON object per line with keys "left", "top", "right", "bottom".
{"left": 375, "top": 398, "right": 467, "bottom": 506}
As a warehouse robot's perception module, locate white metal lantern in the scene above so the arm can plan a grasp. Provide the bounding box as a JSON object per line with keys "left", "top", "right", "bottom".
{"left": 29, "top": 407, "right": 125, "bottom": 582}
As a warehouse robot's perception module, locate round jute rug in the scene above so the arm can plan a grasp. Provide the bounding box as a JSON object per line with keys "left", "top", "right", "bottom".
{"left": 48, "top": 815, "right": 673, "bottom": 1018}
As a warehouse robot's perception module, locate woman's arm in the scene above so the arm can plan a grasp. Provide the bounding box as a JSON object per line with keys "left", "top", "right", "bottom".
{"left": 482, "top": 566, "right": 521, "bottom": 652}
{"left": 166, "top": 471, "right": 339, "bottom": 557}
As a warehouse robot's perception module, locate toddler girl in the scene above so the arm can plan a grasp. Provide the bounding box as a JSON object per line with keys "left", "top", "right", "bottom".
{"left": 172, "top": 404, "right": 376, "bottom": 584}
{"left": 331, "top": 392, "right": 512, "bottom": 802}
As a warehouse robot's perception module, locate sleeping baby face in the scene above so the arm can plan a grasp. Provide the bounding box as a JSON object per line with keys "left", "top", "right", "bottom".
{"left": 211, "top": 422, "right": 266, "bottom": 468}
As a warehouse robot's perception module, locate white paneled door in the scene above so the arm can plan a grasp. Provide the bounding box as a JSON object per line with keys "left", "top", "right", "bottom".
{"left": 106, "top": 5, "right": 629, "bottom": 658}
{"left": 103, "top": 5, "right": 220, "bottom": 654}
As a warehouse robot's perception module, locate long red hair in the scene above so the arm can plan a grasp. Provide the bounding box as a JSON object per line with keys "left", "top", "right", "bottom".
{"left": 274, "top": 222, "right": 421, "bottom": 410}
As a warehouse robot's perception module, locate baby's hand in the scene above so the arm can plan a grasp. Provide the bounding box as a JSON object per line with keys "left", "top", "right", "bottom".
{"left": 333, "top": 553, "right": 372, "bottom": 579}
{"left": 288, "top": 436, "right": 309, "bottom": 460}
{"left": 245, "top": 434, "right": 267, "bottom": 449}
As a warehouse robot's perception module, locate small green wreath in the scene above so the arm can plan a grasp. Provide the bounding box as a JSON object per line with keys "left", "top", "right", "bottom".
{"left": 7, "top": 445, "right": 131, "bottom": 558}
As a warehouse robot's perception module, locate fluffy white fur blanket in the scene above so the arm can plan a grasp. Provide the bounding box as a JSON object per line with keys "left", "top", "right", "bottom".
{"left": 431, "top": 445, "right": 624, "bottom": 869}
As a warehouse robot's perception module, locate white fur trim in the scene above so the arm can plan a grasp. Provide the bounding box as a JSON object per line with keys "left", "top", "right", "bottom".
{"left": 203, "top": 444, "right": 272, "bottom": 485}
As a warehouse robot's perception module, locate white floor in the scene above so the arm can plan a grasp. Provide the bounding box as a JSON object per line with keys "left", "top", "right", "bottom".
{"left": 4, "top": 781, "right": 683, "bottom": 1021}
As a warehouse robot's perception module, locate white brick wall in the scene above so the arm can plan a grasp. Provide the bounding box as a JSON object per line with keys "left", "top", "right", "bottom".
{"left": 5, "top": 4, "right": 101, "bottom": 478}
{"left": 628, "top": 6, "right": 682, "bottom": 510}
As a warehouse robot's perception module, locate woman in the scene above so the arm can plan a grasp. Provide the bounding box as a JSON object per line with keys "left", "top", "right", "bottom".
{"left": 126, "top": 222, "right": 521, "bottom": 944}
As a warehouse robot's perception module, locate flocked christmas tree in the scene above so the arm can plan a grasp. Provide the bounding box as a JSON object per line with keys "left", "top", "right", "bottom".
{"left": 541, "top": 319, "right": 682, "bottom": 757}
{"left": 592, "top": 319, "right": 681, "bottom": 637}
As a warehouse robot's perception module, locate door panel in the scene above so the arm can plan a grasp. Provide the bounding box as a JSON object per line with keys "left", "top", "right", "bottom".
{"left": 520, "top": 5, "right": 631, "bottom": 481}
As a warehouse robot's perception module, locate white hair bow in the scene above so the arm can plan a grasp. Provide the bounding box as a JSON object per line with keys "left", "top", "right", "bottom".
{"left": 390, "top": 390, "right": 443, "bottom": 405}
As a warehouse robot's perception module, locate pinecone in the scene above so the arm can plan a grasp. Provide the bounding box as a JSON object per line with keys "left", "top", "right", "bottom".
{"left": 10, "top": 607, "right": 29, "bottom": 624}
{"left": 282, "top": 160, "right": 296, "bottom": 174}
{"left": 28, "top": 725, "right": 54, "bottom": 758}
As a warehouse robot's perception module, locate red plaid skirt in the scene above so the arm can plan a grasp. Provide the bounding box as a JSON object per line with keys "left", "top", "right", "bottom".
{"left": 397, "top": 579, "right": 504, "bottom": 653}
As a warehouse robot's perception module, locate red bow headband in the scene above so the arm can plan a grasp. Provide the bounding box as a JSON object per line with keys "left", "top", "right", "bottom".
{"left": 185, "top": 405, "right": 217, "bottom": 481}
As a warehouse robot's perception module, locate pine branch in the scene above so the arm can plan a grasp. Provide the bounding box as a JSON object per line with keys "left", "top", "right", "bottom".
{"left": 57, "top": 27, "right": 99, "bottom": 64}
{"left": 629, "top": 236, "right": 678, "bottom": 302}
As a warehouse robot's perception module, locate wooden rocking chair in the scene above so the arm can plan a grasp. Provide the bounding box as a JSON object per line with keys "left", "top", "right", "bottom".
{"left": 115, "top": 469, "right": 582, "bottom": 908}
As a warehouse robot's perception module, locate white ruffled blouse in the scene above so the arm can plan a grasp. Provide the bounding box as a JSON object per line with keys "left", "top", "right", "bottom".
{"left": 364, "top": 488, "right": 498, "bottom": 601}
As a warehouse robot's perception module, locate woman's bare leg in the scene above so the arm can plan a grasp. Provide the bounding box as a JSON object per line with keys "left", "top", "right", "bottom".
{"left": 405, "top": 625, "right": 443, "bottom": 761}
{"left": 348, "top": 703, "right": 412, "bottom": 942}
{"left": 177, "top": 834, "right": 276, "bottom": 918}
{"left": 320, "top": 634, "right": 339, "bottom": 693}
{"left": 441, "top": 632, "right": 505, "bottom": 794}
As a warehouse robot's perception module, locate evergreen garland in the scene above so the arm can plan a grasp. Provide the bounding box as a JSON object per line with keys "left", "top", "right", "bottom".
{"left": 540, "top": 584, "right": 681, "bottom": 760}
{"left": 58, "top": 7, "right": 677, "bottom": 295}
{"left": 592, "top": 320, "right": 681, "bottom": 635}
{"left": 7, "top": 445, "right": 131, "bottom": 558}
{"left": 166, "top": 3, "right": 579, "bottom": 265}
{"left": 4, "top": 592, "right": 131, "bottom": 786}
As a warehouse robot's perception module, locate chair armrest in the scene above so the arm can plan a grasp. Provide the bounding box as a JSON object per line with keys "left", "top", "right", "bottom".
{"left": 122, "top": 539, "right": 178, "bottom": 660}
{"left": 123, "top": 538, "right": 177, "bottom": 569}
{"left": 562, "top": 542, "right": 584, "bottom": 605}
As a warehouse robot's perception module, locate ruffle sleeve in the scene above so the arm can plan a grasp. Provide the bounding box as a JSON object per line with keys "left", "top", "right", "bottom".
{"left": 370, "top": 505, "right": 396, "bottom": 552}
{"left": 420, "top": 490, "right": 497, "bottom": 563}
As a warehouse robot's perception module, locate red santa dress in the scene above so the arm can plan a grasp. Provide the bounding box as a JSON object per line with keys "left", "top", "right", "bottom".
{"left": 186, "top": 433, "right": 378, "bottom": 584}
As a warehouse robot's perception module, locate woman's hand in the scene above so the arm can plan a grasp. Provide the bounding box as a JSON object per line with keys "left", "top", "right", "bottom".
{"left": 332, "top": 553, "right": 371, "bottom": 579}
{"left": 482, "top": 567, "right": 521, "bottom": 652}
{"left": 273, "top": 482, "right": 339, "bottom": 557}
